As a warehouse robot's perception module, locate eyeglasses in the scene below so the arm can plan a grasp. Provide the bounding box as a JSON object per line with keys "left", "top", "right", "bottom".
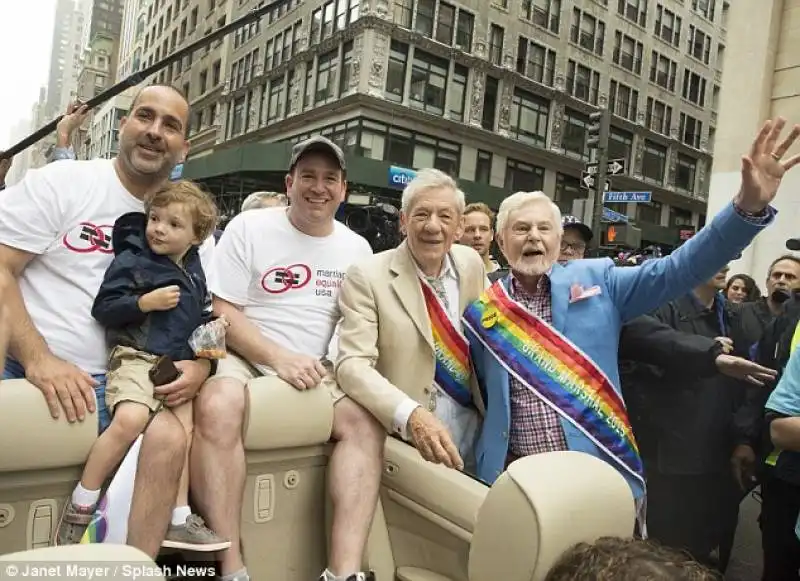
{"left": 560, "top": 240, "right": 586, "bottom": 252}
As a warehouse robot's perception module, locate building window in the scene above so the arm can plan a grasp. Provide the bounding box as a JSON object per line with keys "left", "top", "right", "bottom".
{"left": 303, "top": 60, "right": 314, "bottom": 109}
{"left": 687, "top": 25, "right": 711, "bottom": 64}
{"left": 482, "top": 76, "right": 499, "bottom": 131}
{"left": 231, "top": 96, "right": 245, "bottom": 136}
{"left": 489, "top": 24, "right": 504, "bottom": 66}
{"left": 409, "top": 49, "right": 448, "bottom": 115}
{"left": 612, "top": 31, "right": 643, "bottom": 75}
{"left": 636, "top": 200, "right": 662, "bottom": 224}
{"left": 435, "top": 2, "right": 455, "bottom": 44}
{"left": 654, "top": 4, "right": 682, "bottom": 47}
{"left": 570, "top": 9, "right": 605, "bottom": 56}
{"left": 691, "top": 0, "right": 716, "bottom": 20}
{"left": 675, "top": 153, "right": 697, "bottom": 192}
{"left": 649, "top": 51, "right": 677, "bottom": 92}
{"left": 340, "top": 41, "right": 354, "bottom": 95}
{"left": 516, "top": 37, "right": 556, "bottom": 86}
{"left": 681, "top": 70, "right": 707, "bottom": 107}
{"left": 385, "top": 40, "right": 409, "bottom": 102}
{"left": 562, "top": 108, "right": 589, "bottom": 159}
{"left": 566, "top": 60, "right": 600, "bottom": 105}
{"left": 554, "top": 173, "right": 586, "bottom": 215}
{"left": 315, "top": 49, "right": 339, "bottom": 104}
{"left": 641, "top": 140, "right": 666, "bottom": 184}
{"left": 476, "top": 150, "right": 492, "bottom": 184}
{"left": 645, "top": 97, "right": 672, "bottom": 135}
{"left": 321, "top": 1, "right": 335, "bottom": 40}
{"left": 455, "top": 10, "right": 474, "bottom": 51}
{"left": 608, "top": 127, "right": 632, "bottom": 166}
{"left": 505, "top": 158, "right": 545, "bottom": 192}
{"left": 522, "top": 0, "right": 561, "bottom": 34}
{"left": 268, "top": 78, "right": 284, "bottom": 122}
{"left": 609, "top": 80, "right": 638, "bottom": 122}
{"left": 393, "top": 0, "right": 412, "bottom": 28}
{"left": 377, "top": 123, "right": 461, "bottom": 175}
{"left": 415, "top": 0, "right": 435, "bottom": 37}
{"left": 505, "top": 89, "right": 547, "bottom": 147}
{"left": 617, "top": 0, "right": 647, "bottom": 26}
{"left": 413, "top": 134, "right": 461, "bottom": 176}
{"left": 679, "top": 113, "right": 703, "bottom": 148}
{"left": 449, "top": 64, "right": 468, "bottom": 121}
{"left": 669, "top": 206, "right": 693, "bottom": 227}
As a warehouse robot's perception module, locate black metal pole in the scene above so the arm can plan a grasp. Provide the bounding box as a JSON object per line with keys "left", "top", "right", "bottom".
{"left": 1, "top": 0, "right": 290, "bottom": 160}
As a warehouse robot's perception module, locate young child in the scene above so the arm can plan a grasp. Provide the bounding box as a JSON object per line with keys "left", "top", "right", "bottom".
{"left": 56, "top": 180, "right": 229, "bottom": 552}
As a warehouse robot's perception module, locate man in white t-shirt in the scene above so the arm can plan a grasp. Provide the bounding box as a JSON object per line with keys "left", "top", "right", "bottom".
{"left": 0, "top": 84, "right": 215, "bottom": 559}
{"left": 191, "top": 136, "right": 385, "bottom": 581}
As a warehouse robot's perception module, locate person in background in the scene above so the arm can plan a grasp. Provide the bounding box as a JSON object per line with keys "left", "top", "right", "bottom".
{"left": 762, "top": 334, "right": 800, "bottom": 579}
{"left": 737, "top": 255, "right": 800, "bottom": 349}
{"left": 0, "top": 156, "right": 10, "bottom": 191}
{"left": 558, "top": 215, "right": 593, "bottom": 263}
{"left": 51, "top": 102, "right": 91, "bottom": 162}
{"left": 625, "top": 266, "right": 760, "bottom": 572}
{"left": 725, "top": 273, "right": 761, "bottom": 304}
{"left": 240, "top": 191, "right": 288, "bottom": 212}
{"left": 460, "top": 202, "right": 500, "bottom": 275}
{"left": 545, "top": 536, "right": 718, "bottom": 581}
{"left": 465, "top": 116, "right": 799, "bottom": 522}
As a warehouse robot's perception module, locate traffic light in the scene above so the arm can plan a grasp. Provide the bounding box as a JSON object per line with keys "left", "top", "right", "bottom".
{"left": 601, "top": 223, "right": 642, "bottom": 248}
{"left": 586, "top": 108, "right": 611, "bottom": 151}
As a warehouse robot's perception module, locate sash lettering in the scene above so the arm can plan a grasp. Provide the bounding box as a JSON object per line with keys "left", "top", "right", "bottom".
{"left": 420, "top": 280, "right": 473, "bottom": 407}
{"left": 462, "top": 280, "right": 644, "bottom": 488}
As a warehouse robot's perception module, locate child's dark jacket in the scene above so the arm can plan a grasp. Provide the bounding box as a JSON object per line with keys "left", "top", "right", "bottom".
{"left": 91, "top": 212, "right": 212, "bottom": 361}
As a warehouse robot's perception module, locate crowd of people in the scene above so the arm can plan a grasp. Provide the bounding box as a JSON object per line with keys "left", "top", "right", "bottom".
{"left": 1, "top": 84, "right": 800, "bottom": 581}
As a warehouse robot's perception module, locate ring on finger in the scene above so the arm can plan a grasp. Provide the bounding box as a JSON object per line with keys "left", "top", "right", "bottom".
{"left": 771, "top": 152, "right": 782, "bottom": 161}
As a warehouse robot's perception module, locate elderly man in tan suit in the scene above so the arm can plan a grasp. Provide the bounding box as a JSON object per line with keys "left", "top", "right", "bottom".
{"left": 336, "top": 169, "right": 486, "bottom": 471}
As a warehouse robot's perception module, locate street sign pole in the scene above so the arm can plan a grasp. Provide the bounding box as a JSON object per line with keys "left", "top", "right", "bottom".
{"left": 586, "top": 108, "right": 611, "bottom": 251}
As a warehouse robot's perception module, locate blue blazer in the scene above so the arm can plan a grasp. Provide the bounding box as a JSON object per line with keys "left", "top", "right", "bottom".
{"left": 465, "top": 202, "right": 773, "bottom": 496}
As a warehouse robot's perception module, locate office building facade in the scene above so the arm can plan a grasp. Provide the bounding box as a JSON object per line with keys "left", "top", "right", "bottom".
{"left": 135, "top": 0, "right": 731, "bottom": 246}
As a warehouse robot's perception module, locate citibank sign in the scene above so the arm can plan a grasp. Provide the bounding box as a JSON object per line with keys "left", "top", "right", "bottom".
{"left": 388, "top": 166, "right": 417, "bottom": 189}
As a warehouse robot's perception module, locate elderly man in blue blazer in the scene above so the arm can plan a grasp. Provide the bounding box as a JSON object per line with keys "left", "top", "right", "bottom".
{"left": 462, "top": 119, "right": 800, "bottom": 517}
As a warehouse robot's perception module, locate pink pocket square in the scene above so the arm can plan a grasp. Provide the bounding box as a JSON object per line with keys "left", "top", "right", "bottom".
{"left": 569, "top": 283, "right": 602, "bottom": 303}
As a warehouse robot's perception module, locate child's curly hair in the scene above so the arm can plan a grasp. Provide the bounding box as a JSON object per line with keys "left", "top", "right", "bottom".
{"left": 545, "top": 536, "right": 720, "bottom": 581}
{"left": 145, "top": 179, "right": 218, "bottom": 242}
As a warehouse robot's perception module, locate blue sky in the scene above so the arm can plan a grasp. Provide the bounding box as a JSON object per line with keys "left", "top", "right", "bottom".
{"left": 0, "top": 0, "right": 57, "bottom": 151}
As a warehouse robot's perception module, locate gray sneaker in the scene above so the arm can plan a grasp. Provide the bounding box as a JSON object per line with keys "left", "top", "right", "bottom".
{"left": 55, "top": 501, "right": 94, "bottom": 545}
{"left": 161, "top": 514, "right": 231, "bottom": 552}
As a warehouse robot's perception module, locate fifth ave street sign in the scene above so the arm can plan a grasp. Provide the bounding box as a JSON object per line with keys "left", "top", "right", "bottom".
{"left": 603, "top": 191, "right": 652, "bottom": 203}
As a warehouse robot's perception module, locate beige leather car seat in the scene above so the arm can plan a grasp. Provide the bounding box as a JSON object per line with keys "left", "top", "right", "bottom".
{"left": 0, "top": 544, "right": 166, "bottom": 580}
{"left": 396, "top": 451, "right": 636, "bottom": 581}
{"left": 0, "top": 379, "right": 97, "bottom": 552}
{"left": 470, "top": 451, "right": 636, "bottom": 581}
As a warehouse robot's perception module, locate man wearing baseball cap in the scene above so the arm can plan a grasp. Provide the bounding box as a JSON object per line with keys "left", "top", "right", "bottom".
{"left": 191, "top": 135, "right": 384, "bottom": 581}
{"left": 559, "top": 215, "right": 593, "bottom": 262}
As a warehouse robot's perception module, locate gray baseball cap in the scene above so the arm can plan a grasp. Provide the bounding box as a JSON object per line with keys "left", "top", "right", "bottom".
{"left": 289, "top": 136, "right": 346, "bottom": 172}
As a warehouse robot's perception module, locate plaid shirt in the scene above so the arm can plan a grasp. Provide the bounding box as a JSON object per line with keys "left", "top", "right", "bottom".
{"left": 508, "top": 274, "right": 569, "bottom": 457}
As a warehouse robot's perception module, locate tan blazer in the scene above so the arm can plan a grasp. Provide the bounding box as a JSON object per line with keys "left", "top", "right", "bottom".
{"left": 335, "top": 241, "right": 487, "bottom": 432}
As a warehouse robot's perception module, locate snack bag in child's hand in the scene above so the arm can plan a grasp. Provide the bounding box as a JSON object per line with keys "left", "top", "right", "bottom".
{"left": 189, "top": 315, "right": 230, "bottom": 359}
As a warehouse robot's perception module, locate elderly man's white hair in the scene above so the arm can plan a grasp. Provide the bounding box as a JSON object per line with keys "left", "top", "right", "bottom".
{"left": 400, "top": 168, "right": 466, "bottom": 213}
{"left": 241, "top": 191, "right": 288, "bottom": 212}
{"left": 496, "top": 191, "right": 563, "bottom": 234}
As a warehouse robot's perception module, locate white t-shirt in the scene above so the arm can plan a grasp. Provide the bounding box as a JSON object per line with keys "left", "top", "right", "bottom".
{"left": 208, "top": 207, "right": 372, "bottom": 375}
{"left": 0, "top": 158, "right": 216, "bottom": 374}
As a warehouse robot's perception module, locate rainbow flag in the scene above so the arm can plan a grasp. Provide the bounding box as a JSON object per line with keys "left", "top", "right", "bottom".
{"left": 80, "top": 435, "right": 142, "bottom": 544}
{"left": 420, "top": 280, "right": 473, "bottom": 407}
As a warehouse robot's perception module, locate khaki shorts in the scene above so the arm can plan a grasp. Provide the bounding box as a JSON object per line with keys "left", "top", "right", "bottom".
{"left": 105, "top": 346, "right": 164, "bottom": 413}
{"left": 213, "top": 351, "right": 346, "bottom": 404}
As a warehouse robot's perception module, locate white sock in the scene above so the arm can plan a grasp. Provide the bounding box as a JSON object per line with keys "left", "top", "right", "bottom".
{"left": 220, "top": 568, "right": 249, "bottom": 581}
{"left": 71, "top": 483, "right": 100, "bottom": 508}
{"left": 171, "top": 505, "right": 192, "bottom": 526}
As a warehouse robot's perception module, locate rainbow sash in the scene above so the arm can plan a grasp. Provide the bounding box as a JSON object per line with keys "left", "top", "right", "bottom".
{"left": 420, "top": 280, "right": 473, "bottom": 407}
{"left": 462, "top": 280, "right": 644, "bottom": 487}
